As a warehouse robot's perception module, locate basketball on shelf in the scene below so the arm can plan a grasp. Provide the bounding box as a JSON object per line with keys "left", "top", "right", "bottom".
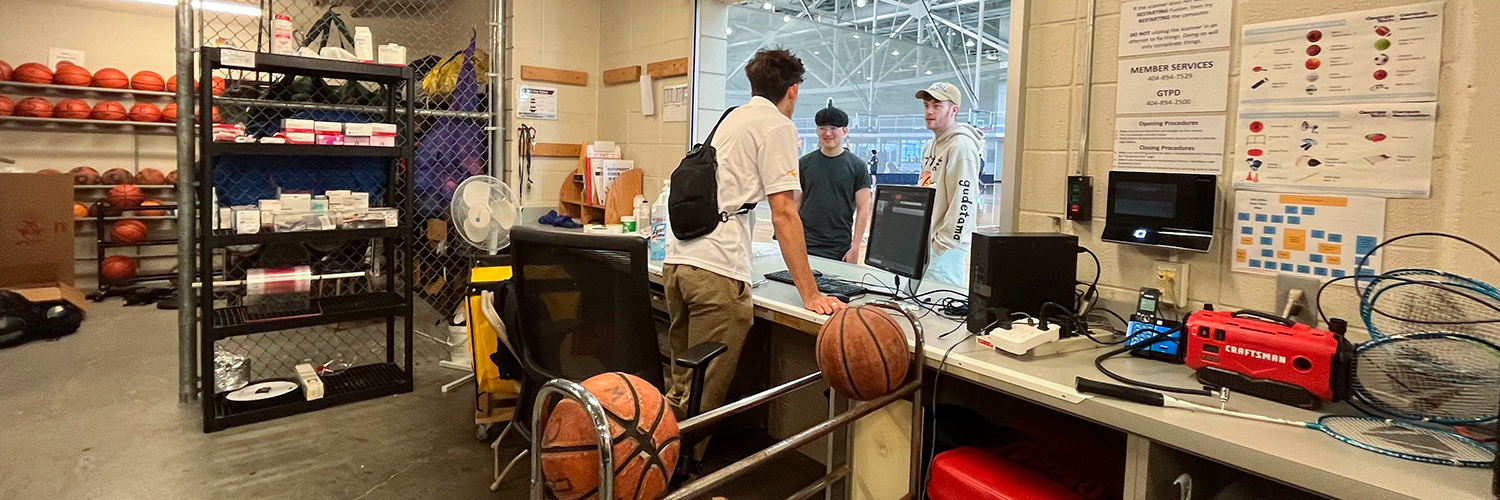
{"left": 138, "top": 200, "right": 167, "bottom": 217}
{"left": 110, "top": 219, "right": 148, "bottom": 244}
{"left": 12, "top": 63, "right": 52, "bottom": 84}
{"left": 0, "top": 60, "right": 12, "bottom": 81}
{"left": 70, "top": 166, "right": 100, "bottom": 185}
{"left": 91, "top": 101, "right": 126, "bottom": 121}
{"left": 162, "top": 102, "right": 177, "bottom": 121}
{"left": 0, "top": 96, "right": 12, "bottom": 117}
{"left": 166, "top": 75, "right": 179, "bottom": 92}
{"left": 212, "top": 76, "right": 226, "bottom": 95}
{"left": 128, "top": 103, "right": 162, "bottom": 122}
{"left": 130, "top": 71, "right": 165, "bottom": 91}
{"left": 816, "top": 305, "right": 910, "bottom": 401}
{"left": 54, "top": 99, "right": 91, "bottom": 119}
{"left": 134, "top": 168, "right": 166, "bottom": 185}
{"left": 36, "top": 169, "right": 61, "bottom": 175}
{"left": 53, "top": 63, "right": 92, "bottom": 86}
{"left": 15, "top": 97, "right": 53, "bottom": 118}
{"left": 101, "top": 255, "right": 137, "bottom": 281}
{"left": 541, "top": 372, "right": 680, "bottom": 500}
{"left": 92, "top": 68, "right": 128, "bottom": 89}
{"left": 101, "top": 168, "right": 133, "bottom": 185}
{"left": 108, "top": 184, "right": 145, "bottom": 208}
{"left": 165, "top": 170, "right": 178, "bottom": 186}
{"left": 73, "top": 202, "right": 89, "bottom": 218}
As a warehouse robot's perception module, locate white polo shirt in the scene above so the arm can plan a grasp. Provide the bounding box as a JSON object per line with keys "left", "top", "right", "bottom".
{"left": 666, "top": 96, "right": 802, "bottom": 283}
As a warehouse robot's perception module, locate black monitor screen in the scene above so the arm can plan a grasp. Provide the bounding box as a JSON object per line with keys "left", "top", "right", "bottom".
{"left": 865, "top": 185, "right": 936, "bottom": 279}
{"left": 1115, "top": 181, "right": 1177, "bottom": 218}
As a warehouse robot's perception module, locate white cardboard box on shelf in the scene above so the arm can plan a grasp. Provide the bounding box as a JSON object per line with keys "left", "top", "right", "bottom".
{"left": 279, "top": 193, "right": 311, "bottom": 212}
{"left": 234, "top": 207, "right": 260, "bottom": 234}
{"left": 345, "top": 123, "right": 373, "bottom": 146}
{"left": 282, "top": 119, "right": 314, "bottom": 134}
{"left": 372, "top": 123, "right": 396, "bottom": 147}
{"left": 314, "top": 122, "right": 344, "bottom": 145}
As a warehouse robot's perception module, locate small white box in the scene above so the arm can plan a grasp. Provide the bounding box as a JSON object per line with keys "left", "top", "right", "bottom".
{"left": 295, "top": 363, "right": 324, "bottom": 401}
{"left": 282, "top": 118, "right": 315, "bottom": 134}
{"left": 311, "top": 196, "right": 328, "bottom": 213}
{"left": 234, "top": 208, "right": 260, "bottom": 234}
{"left": 378, "top": 43, "right": 407, "bottom": 66}
{"left": 372, "top": 123, "right": 397, "bottom": 147}
{"left": 344, "top": 123, "right": 373, "bottom": 137}
{"left": 369, "top": 207, "right": 399, "bottom": 227}
{"left": 258, "top": 199, "right": 282, "bottom": 211}
{"left": 326, "top": 190, "right": 350, "bottom": 207}
{"left": 348, "top": 192, "right": 370, "bottom": 210}
{"left": 279, "top": 193, "right": 312, "bottom": 212}
{"left": 345, "top": 136, "right": 372, "bottom": 146}
{"left": 284, "top": 132, "right": 315, "bottom": 145}
{"left": 315, "top": 122, "right": 344, "bottom": 146}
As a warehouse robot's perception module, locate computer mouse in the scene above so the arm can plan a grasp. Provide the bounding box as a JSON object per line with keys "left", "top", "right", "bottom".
{"left": 831, "top": 293, "right": 851, "bottom": 304}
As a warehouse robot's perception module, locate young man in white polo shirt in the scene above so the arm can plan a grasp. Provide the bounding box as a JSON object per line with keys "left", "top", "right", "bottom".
{"left": 663, "top": 49, "right": 846, "bottom": 413}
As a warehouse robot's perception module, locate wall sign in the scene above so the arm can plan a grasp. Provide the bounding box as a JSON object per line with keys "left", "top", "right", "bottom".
{"left": 1119, "top": 0, "right": 1233, "bottom": 57}
{"left": 1232, "top": 191, "right": 1386, "bottom": 280}
{"left": 517, "top": 85, "right": 558, "bottom": 120}
{"left": 1232, "top": 102, "right": 1436, "bottom": 198}
{"left": 1117, "top": 50, "right": 1230, "bottom": 115}
{"left": 1113, "top": 115, "right": 1226, "bottom": 174}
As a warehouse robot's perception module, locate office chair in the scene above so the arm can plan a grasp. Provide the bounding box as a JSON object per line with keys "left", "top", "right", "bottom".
{"left": 489, "top": 226, "right": 726, "bottom": 491}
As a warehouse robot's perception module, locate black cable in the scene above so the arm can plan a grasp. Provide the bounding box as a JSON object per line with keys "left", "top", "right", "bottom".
{"left": 921, "top": 314, "right": 1003, "bottom": 497}
{"left": 1092, "top": 323, "right": 1213, "bottom": 396}
{"left": 1041, "top": 301, "right": 1124, "bottom": 346}
{"left": 1077, "top": 246, "right": 1101, "bottom": 312}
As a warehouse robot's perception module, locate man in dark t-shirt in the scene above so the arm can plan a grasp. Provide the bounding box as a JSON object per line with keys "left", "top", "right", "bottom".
{"left": 797, "top": 106, "right": 872, "bottom": 263}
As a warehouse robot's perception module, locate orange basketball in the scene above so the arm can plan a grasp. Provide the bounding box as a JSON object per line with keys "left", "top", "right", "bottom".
{"left": 13, "top": 63, "right": 52, "bottom": 84}
{"left": 70, "top": 166, "right": 100, "bottom": 185}
{"left": 91, "top": 101, "right": 126, "bottom": 120}
{"left": 211, "top": 76, "right": 226, "bottom": 95}
{"left": 0, "top": 60, "right": 12, "bottom": 81}
{"left": 54, "top": 98, "right": 91, "bottom": 119}
{"left": 130, "top": 71, "right": 165, "bottom": 91}
{"left": 108, "top": 184, "right": 145, "bottom": 208}
{"left": 37, "top": 169, "right": 62, "bottom": 175}
{"left": 165, "top": 170, "right": 178, "bottom": 186}
{"left": 110, "top": 219, "right": 148, "bottom": 243}
{"left": 138, "top": 200, "right": 168, "bottom": 217}
{"left": 93, "top": 68, "right": 128, "bottom": 88}
{"left": 162, "top": 102, "right": 177, "bottom": 121}
{"left": 101, "top": 168, "right": 133, "bottom": 185}
{"left": 541, "top": 372, "right": 679, "bottom": 500}
{"left": 128, "top": 102, "right": 161, "bottom": 122}
{"left": 166, "top": 75, "right": 178, "bottom": 92}
{"left": 101, "top": 255, "right": 137, "bottom": 281}
{"left": 134, "top": 168, "right": 166, "bottom": 185}
{"left": 816, "top": 305, "right": 911, "bottom": 401}
{"left": 0, "top": 96, "right": 12, "bottom": 117}
{"left": 74, "top": 202, "right": 89, "bottom": 218}
{"left": 15, "top": 97, "right": 53, "bottom": 118}
{"left": 53, "top": 64, "right": 92, "bottom": 86}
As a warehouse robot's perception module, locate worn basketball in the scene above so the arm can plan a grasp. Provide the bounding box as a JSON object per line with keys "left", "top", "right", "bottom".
{"left": 110, "top": 219, "right": 148, "bottom": 243}
{"left": 816, "top": 305, "right": 910, "bottom": 401}
{"left": 211, "top": 76, "right": 226, "bottom": 95}
{"left": 13, "top": 63, "right": 52, "bottom": 84}
{"left": 0, "top": 60, "right": 12, "bottom": 81}
{"left": 162, "top": 102, "right": 177, "bottom": 121}
{"left": 108, "top": 184, "right": 145, "bottom": 207}
{"left": 128, "top": 102, "right": 161, "bottom": 122}
{"left": 53, "top": 64, "right": 92, "bottom": 86}
{"left": 73, "top": 202, "right": 89, "bottom": 218}
{"left": 36, "top": 169, "right": 62, "bottom": 175}
{"left": 541, "top": 372, "right": 680, "bottom": 500}
{"left": 101, "top": 255, "right": 137, "bottom": 281}
{"left": 54, "top": 98, "right": 91, "bottom": 119}
{"left": 166, "top": 75, "right": 180, "bottom": 92}
{"left": 130, "top": 71, "right": 165, "bottom": 91}
{"left": 134, "top": 168, "right": 166, "bottom": 185}
{"left": 0, "top": 96, "right": 12, "bottom": 116}
{"left": 165, "top": 170, "right": 178, "bottom": 186}
{"left": 138, "top": 200, "right": 167, "bottom": 217}
{"left": 91, "top": 101, "right": 126, "bottom": 120}
{"left": 93, "top": 68, "right": 129, "bottom": 89}
{"left": 15, "top": 97, "right": 53, "bottom": 118}
{"left": 101, "top": 168, "right": 133, "bottom": 185}
{"left": 70, "top": 166, "right": 100, "bottom": 185}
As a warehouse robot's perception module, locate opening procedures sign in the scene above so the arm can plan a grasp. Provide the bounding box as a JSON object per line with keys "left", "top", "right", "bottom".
{"left": 1113, "top": 115, "right": 1226, "bottom": 174}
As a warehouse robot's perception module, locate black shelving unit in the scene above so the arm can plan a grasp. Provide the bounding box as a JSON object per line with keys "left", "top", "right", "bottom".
{"left": 196, "top": 47, "right": 415, "bottom": 432}
{"left": 90, "top": 203, "right": 182, "bottom": 301}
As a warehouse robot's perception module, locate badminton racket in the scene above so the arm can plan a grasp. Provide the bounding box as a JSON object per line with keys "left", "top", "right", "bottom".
{"left": 1076, "top": 378, "right": 1495, "bottom": 467}
{"left": 1349, "top": 332, "right": 1500, "bottom": 425}
{"left": 1358, "top": 269, "right": 1500, "bottom": 341}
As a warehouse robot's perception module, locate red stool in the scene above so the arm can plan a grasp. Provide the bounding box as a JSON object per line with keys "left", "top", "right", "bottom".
{"left": 927, "top": 446, "right": 1085, "bottom": 500}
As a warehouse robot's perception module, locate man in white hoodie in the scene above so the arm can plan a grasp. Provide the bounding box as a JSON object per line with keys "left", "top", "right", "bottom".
{"left": 915, "top": 82, "right": 983, "bottom": 285}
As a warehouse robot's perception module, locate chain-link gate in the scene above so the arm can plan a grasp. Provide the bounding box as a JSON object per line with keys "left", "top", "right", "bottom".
{"left": 193, "top": 0, "right": 501, "bottom": 381}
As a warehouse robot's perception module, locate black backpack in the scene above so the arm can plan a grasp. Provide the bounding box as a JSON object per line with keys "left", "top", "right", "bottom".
{"left": 669, "top": 106, "right": 756, "bottom": 241}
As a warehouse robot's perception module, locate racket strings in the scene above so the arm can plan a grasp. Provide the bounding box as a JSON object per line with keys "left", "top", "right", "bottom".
{"left": 1361, "top": 272, "right": 1500, "bottom": 342}
{"left": 1352, "top": 335, "right": 1500, "bottom": 423}
{"left": 1320, "top": 416, "right": 1495, "bottom": 465}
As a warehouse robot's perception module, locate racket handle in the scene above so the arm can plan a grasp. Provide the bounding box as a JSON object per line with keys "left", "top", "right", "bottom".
{"left": 1076, "top": 378, "right": 1166, "bottom": 407}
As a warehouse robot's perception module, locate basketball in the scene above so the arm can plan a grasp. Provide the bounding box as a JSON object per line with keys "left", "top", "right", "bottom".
{"left": 70, "top": 166, "right": 100, "bottom": 185}
{"left": 108, "top": 184, "right": 145, "bottom": 207}
{"left": 87, "top": 201, "right": 104, "bottom": 217}
{"left": 93, "top": 68, "right": 128, "bottom": 88}
{"left": 165, "top": 170, "right": 178, "bottom": 186}
{"left": 0, "top": 96, "right": 12, "bottom": 117}
{"left": 54, "top": 98, "right": 91, "bottom": 119}
{"left": 541, "top": 372, "right": 679, "bottom": 500}
{"left": 15, "top": 97, "right": 53, "bottom": 118}
{"left": 74, "top": 202, "right": 89, "bottom": 218}
{"left": 101, "top": 255, "right": 137, "bottom": 281}
{"left": 37, "top": 169, "right": 62, "bottom": 175}
{"left": 135, "top": 168, "right": 166, "bottom": 185}
{"left": 212, "top": 76, "right": 226, "bottom": 95}
{"left": 0, "top": 60, "right": 11, "bottom": 81}
{"left": 162, "top": 102, "right": 176, "bottom": 121}
{"left": 816, "top": 305, "right": 910, "bottom": 401}
{"left": 131, "top": 71, "right": 165, "bottom": 91}
{"left": 128, "top": 103, "right": 161, "bottom": 122}
{"left": 110, "top": 219, "right": 148, "bottom": 243}
{"left": 91, "top": 101, "right": 126, "bottom": 120}
{"left": 101, "top": 168, "right": 133, "bottom": 185}
{"left": 54, "top": 64, "right": 92, "bottom": 86}
{"left": 166, "top": 75, "right": 179, "bottom": 92}
{"left": 13, "top": 63, "right": 52, "bottom": 84}
{"left": 138, "top": 199, "right": 167, "bottom": 217}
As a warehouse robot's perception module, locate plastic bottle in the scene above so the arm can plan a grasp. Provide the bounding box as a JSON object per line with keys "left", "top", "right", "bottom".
{"left": 271, "top": 15, "right": 296, "bottom": 54}
{"left": 633, "top": 195, "right": 650, "bottom": 236}
{"left": 649, "top": 180, "right": 670, "bottom": 261}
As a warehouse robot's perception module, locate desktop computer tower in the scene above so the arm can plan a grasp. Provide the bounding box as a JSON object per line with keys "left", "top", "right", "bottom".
{"left": 967, "top": 232, "right": 1079, "bottom": 333}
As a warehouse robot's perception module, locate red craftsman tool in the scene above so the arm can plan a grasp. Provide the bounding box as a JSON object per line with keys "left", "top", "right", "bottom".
{"left": 1184, "top": 307, "right": 1353, "bottom": 408}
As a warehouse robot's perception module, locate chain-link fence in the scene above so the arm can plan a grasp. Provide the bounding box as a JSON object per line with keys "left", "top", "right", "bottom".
{"left": 196, "top": 0, "right": 500, "bottom": 379}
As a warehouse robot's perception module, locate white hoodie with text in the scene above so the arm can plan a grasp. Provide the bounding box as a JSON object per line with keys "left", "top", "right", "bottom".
{"left": 918, "top": 123, "right": 983, "bottom": 285}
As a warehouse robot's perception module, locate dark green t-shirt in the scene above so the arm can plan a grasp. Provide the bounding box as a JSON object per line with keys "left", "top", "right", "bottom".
{"left": 798, "top": 149, "right": 871, "bottom": 260}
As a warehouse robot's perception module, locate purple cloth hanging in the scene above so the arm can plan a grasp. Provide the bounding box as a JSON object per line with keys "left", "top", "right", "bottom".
{"left": 413, "top": 36, "right": 483, "bottom": 217}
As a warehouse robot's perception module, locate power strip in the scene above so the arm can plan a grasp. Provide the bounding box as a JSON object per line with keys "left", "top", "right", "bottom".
{"left": 976, "top": 322, "right": 1063, "bottom": 356}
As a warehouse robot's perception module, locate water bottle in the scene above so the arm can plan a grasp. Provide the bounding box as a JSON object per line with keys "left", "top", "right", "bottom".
{"left": 649, "top": 180, "right": 670, "bottom": 261}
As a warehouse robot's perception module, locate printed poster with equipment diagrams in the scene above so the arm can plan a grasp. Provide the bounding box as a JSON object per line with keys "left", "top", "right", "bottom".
{"left": 1232, "top": 192, "right": 1385, "bottom": 279}
{"left": 1231, "top": 103, "right": 1436, "bottom": 198}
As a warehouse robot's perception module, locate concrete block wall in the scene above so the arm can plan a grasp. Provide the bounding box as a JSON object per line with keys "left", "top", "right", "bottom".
{"left": 1018, "top": 0, "right": 1500, "bottom": 321}
{"left": 598, "top": 0, "right": 697, "bottom": 202}
{"left": 506, "top": 0, "right": 603, "bottom": 208}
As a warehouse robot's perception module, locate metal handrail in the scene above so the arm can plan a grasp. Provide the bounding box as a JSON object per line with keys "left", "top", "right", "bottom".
{"left": 529, "top": 379, "right": 616, "bottom": 500}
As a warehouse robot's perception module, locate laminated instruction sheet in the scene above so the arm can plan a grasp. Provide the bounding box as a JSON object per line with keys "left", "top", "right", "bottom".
{"left": 1231, "top": 102, "right": 1436, "bottom": 198}
{"left": 1232, "top": 192, "right": 1385, "bottom": 280}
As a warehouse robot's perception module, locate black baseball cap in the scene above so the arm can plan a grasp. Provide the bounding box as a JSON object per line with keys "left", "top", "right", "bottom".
{"left": 815, "top": 106, "right": 849, "bottom": 128}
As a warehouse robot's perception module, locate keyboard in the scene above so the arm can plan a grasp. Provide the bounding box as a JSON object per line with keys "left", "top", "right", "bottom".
{"left": 763, "top": 270, "right": 868, "bottom": 297}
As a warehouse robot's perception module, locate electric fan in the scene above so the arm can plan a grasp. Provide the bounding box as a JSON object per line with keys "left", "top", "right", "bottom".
{"left": 451, "top": 175, "right": 520, "bottom": 254}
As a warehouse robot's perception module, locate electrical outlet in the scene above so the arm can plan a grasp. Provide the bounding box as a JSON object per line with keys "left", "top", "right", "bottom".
{"left": 1154, "top": 262, "right": 1189, "bottom": 306}
{"left": 1276, "top": 274, "right": 1322, "bottom": 326}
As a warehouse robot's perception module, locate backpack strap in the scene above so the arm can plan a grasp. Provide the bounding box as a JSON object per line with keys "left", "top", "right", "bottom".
{"left": 702, "top": 106, "right": 739, "bottom": 147}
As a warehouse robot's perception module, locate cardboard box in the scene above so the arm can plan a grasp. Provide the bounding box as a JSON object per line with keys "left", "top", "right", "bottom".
{"left": 0, "top": 174, "right": 85, "bottom": 310}
{"left": 315, "top": 121, "right": 344, "bottom": 145}
{"left": 282, "top": 119, "right": 315, "bottom": 134}
{"left": 372, "top": 123, "right": 397, "bottom": 147}
{"left": 279, "top": 193, "right": 312, "bottom": 212}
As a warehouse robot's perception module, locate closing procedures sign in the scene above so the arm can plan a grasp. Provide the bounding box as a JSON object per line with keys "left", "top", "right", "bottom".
{"left": 1113, "top": 115, "right": 1226, "bottom": 174}
{"left": 1117, "top": 50, "right": 1230, "bottom": 115}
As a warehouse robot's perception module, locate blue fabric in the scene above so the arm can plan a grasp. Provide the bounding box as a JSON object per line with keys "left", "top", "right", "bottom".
{"left": 925, "top": 247, "right": 969, "bottom": 286}
{"left": 413, "top": 37, "right": 485, "bottom": 219}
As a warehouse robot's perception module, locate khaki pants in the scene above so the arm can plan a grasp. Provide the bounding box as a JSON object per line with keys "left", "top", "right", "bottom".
{"left": 662, "top": 264, "right": 754, "bottom": 414}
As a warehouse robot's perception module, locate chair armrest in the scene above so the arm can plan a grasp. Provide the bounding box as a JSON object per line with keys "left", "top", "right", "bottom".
{"left": 675, "top": 342, "right": 728, "bottom": 370}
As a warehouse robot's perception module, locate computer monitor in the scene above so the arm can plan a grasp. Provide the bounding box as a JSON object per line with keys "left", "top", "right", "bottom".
{"left": 865, "top": 185, "right": 936, "bottom": 279}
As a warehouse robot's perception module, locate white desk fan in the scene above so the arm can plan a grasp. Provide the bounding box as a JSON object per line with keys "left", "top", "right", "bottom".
{"left": 435, "top": 175, "right": 520, "bottom": 397}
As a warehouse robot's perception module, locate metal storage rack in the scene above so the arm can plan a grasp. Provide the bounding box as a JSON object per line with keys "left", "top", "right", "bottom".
{"left": 90, "top": 202, "right": 182, "bottom": 300}
{"left": 195, "top": 47, "right": 415, "bottom": 432}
